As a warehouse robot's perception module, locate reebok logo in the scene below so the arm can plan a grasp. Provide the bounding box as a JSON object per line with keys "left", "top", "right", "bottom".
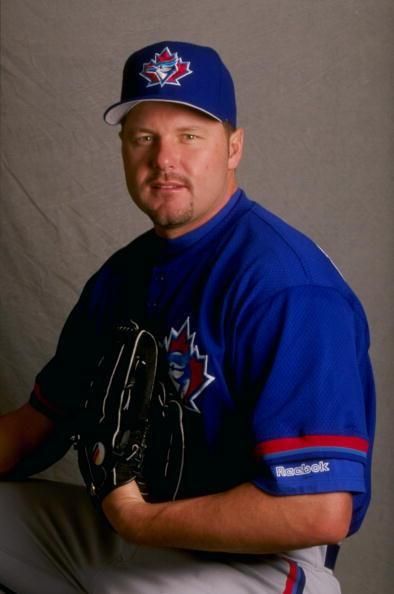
{"left": 275, "top": 461, "right": 330, "bottom": 477}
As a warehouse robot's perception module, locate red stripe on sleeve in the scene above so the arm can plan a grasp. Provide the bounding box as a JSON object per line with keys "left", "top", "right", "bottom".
{"left": 32, "top": 382, "right": 66, "bottom": 417}
{"left": 255, "top": 435, "right": 369, "bottom": 456}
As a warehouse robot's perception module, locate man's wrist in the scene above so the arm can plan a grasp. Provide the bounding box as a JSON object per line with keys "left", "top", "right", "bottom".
{"left": 101, "top": 482, "right": 160, "bottom": 542}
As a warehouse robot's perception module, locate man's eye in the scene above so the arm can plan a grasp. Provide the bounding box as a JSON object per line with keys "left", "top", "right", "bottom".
{"left": 134, "top": 135, "right": 153, "bottom": 145}
{"left": 183, "top": 133, "right": 198, "bottom": 141}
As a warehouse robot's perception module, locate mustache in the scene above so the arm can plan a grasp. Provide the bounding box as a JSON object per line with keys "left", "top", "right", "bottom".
{"left": 146, "top": 172, "right": 191, "bottom": 187}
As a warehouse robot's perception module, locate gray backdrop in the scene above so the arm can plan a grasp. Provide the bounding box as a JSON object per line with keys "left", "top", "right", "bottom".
{"left": 1, "top": 1, "right": 393, "bottom": 592}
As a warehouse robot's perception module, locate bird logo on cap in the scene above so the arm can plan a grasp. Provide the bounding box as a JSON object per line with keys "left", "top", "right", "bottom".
{"left": 139, "top": 47, "right": 193, "bottom": 88}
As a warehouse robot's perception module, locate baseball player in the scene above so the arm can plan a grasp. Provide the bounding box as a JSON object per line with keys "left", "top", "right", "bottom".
{"left": 0, "top": 41, "right": 375, "bottom": 594}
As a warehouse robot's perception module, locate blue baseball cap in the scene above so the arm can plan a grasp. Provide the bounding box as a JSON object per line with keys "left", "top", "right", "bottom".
{"left": 103, "top": 41, "right": 237, "bottom": 127}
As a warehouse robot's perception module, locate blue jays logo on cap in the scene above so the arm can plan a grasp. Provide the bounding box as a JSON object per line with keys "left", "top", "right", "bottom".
{"left": 140, "top": 47, "right": 193, "bottom": 88}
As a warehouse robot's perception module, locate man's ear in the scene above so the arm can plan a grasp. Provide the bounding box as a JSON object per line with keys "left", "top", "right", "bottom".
{"left": 228, "top": 128, "right": 244, "bottom": 170}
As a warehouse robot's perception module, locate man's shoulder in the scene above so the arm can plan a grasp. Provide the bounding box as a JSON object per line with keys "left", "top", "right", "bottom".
{"left": 224, "top": 193, "right": 345, "bottom": 291}
{"left": 219, "top": 193, "right": 369, "bottom": 338}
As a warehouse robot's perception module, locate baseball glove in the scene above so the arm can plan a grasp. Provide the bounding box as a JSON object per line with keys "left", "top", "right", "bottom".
{"left": 74, "top": 320, "right": 185, "bottom": 505}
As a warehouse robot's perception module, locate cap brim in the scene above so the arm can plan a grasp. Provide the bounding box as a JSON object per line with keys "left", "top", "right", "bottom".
{"left": 103, "top": 99, "right": 222, "bottom": 125}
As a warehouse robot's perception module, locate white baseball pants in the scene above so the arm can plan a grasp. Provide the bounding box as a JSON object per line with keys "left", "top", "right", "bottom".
{"left": 0, "top": 480, "right": 341, "bottom": 594}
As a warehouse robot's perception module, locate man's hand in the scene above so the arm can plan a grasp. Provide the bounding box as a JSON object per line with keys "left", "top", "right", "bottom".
{"left": 100, "top": 480, "right": 352, "bottom": 555}
{"left": 103, "top": 480, "right": 145, "bottom": 508}
{"left": 102, "top": 480, "right": 159, "bottom": 544}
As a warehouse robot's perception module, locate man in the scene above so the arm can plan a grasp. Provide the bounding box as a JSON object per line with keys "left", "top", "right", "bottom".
{"left": 0, "top": 41, "right": 375, "bottom": 593}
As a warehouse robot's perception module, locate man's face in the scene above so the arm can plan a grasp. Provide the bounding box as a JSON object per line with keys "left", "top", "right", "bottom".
{"left": 120, "top": 101, "right": 243, "bottom": 238}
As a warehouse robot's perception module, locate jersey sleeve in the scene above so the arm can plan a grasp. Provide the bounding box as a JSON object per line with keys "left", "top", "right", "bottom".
{"left": 232, "top": 285, "right": 375, "bottom": 531}
{"left": 28, "top": 253, "right": 135, "bottom": 421}
{"left": 29, "top": 274, "right": 104, "bottom": 420}
{"left": 28, "top": 233, "right": 158, "bottom": 422}
{"left": 29, "top": 236, "right": 155, "bottom": 421}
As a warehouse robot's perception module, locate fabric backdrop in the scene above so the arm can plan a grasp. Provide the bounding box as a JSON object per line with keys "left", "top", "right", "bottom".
{"left": 1, "top": 1, "right": 393, "bottom": 592}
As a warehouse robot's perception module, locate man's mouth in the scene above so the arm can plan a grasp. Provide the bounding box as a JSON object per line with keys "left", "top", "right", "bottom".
{"left": 151, "top": 182, "right": 185, "bottom": 190}
{"left": 149, "top": 177, "right": 190, "bottom": 193}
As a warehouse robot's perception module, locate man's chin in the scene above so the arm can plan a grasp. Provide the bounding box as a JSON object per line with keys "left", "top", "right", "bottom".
{"left": 150, "top": 208, "right": 194, "bottom": 230}
{"left": 151, "top": 212, "right": 196, "bottom": 238}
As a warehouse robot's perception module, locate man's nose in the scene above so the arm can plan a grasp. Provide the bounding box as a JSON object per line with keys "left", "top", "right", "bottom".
{"left": 151, "top": 137, "right": 178, "bottom": 170}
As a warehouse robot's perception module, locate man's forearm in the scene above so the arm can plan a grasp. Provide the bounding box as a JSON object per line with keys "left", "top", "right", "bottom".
{"left": 0, "top": 413, "right": 26, "bottom": 475}
{"left": 0, "top": 403, "right": 54, "bottom": 476}
{"left": 102, "top": 481, "right": 352, "bottom": 554}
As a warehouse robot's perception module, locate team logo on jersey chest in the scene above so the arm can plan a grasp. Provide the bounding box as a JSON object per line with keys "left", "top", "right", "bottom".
{"left": 164, "top": 317, "right": 215, "bottom": 413}
{"left": 139, "top": 47, "right": 193, "bottom": 87}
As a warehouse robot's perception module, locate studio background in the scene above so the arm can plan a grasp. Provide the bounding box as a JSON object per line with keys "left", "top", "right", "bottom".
{"left": 1, "top": 1, "right": 392, "bottom": 592}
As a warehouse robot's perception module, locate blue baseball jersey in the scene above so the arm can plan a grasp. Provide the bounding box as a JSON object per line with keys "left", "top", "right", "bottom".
{"left": 30, "top": 189, "right": 375, "bottom": 536}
